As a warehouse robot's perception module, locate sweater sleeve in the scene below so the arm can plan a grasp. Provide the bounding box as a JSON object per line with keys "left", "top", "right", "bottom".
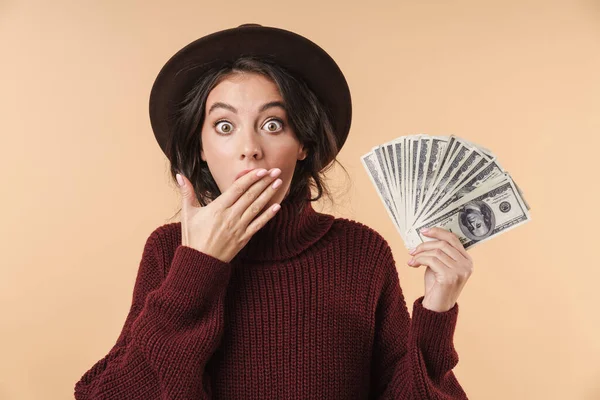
{"left": 74, "top": 228, "right": 232, "bottom": 400}
{"left": 369, "top": 246, "right": 468, "bottom": 400}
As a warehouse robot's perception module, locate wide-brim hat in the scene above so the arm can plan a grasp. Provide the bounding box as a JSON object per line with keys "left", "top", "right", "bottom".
{"left": 148, "top": 23, "right": 352, "bottom": 161}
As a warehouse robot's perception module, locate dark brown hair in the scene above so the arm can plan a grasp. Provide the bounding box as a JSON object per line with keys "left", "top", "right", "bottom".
{"left": 166, "top": 55, "right": 348, "bottom": 220}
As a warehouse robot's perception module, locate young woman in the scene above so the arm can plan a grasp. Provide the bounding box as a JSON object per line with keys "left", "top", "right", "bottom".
{"left": 74, "top": 23, "right": 472, "bottom": 400}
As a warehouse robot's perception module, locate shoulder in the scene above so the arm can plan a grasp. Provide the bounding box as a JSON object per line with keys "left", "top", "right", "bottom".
{"left": 329, "top": 216, "right": 395, "bottom": 262}
{"left": 328, "top": 216, "right": 400, "bottom": 295}
{"left": 146, "top": 221, "right": 181, "bottom": 244}
{"left": 334, "top": 217, "right": 405, "bottom": 285}
{"left": 142, "top": 221, "right": 182, "bottom": 266}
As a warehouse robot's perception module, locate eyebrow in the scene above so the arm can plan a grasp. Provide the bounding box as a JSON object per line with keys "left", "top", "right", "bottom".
{"left": 208, "top": 101, "right": 286, "bottom": 115}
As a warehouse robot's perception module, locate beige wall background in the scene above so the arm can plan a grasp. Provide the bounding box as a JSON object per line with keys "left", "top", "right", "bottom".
{"left": 1, "top": 0, "right": 598, "bottom": 399}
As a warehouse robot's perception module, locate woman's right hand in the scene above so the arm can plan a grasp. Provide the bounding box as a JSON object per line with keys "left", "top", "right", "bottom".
{"left": 175, "top": 168, "right": 284, "bottom": 263}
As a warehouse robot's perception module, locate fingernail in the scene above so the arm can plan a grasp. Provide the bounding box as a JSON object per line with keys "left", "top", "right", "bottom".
{"left": 409, "top": 248, "right": 417, "bottom": 255}
{"left": 407, "top": 258, "right": 414, "bottom": 265}
{"left": 176, "top": 174, "right": 184, "bottom": 187}
{"left": 272, "top": 204, "right": 281, "bottom": 212}
{"left": 256, "top": 169, "right": 268, "bottom": 177}
{"left": 270, "top": 168, "right": 281, "bottom": 177}
{"left": 272, "top": 178, "right": 282, "bottom": 189}
{"left": 420, "top": 227, "right": 429, "bottom": 233}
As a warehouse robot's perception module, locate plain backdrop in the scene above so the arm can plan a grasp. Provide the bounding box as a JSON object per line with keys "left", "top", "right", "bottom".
{"left": 1, "top": 0, "right": 598, "bottom": 399}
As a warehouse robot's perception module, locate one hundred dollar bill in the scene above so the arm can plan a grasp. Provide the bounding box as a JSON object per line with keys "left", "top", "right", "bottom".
{"left": 404, "top": 173, "right": 531, "bottom": 250}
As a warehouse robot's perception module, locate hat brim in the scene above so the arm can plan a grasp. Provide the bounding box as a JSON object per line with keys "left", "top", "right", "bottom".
{"left": 148, "top": 24, "right": 352, "bottom": 159}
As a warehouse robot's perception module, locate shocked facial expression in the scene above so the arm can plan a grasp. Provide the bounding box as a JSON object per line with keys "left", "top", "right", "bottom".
{"left": 200, "top": 72, "right": 307, "bottom": 208}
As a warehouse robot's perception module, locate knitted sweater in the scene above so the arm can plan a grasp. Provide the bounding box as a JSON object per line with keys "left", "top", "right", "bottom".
{"left": 74, "top": 194, "right": 468, "bottom": 399}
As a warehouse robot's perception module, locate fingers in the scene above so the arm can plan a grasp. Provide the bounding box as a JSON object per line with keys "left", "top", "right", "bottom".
{"left": 409, "top": 239, "right": 463, "bottom": 262}
{"left": 408, "top": 250, "right": 473, "bottom": 286}
{"left": 176, "top": 173, "right": 201, "bottom": 209}
{"left": 407, "top": 227, "right": 475, "bottom": 282}
{"left": 407, "top": 253, "right": 450, "bottom": 277}
{"left": 238, "top": 173, "right": 283, "bottom": 229}
{"left": 216, "top": 168, "right": 277, "bottom": 210}
{"left": 228, "top": 168, "right": 282, "bottom": 217}
{"left": 419, "top": 227, "right": 470, "bottom": 260}
{"left": 244, "top": 200, "right": 282, "bottom": 238}
{"left": 408, "top": 249, "right": 454, "bottom": 270}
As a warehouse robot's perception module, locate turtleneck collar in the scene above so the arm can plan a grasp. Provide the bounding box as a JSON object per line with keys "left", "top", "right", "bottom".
{"left": 235, "top": 187, "right": 335, "bottom": 262}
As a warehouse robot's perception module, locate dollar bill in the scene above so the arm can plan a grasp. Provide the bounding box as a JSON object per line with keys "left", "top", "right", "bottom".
{"left": 405, "top": 174, "right": 531, "bottom": 250}
{"left": 361, "top": 134, "right": 531, "bottom": 250}
{"left": 361, "top": 151, "right": 406, "bottom": 242}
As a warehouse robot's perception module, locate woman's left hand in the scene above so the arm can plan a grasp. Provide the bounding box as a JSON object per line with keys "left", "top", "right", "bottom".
{"left": 407, "top": 227, "right": 474, "bottom": 312}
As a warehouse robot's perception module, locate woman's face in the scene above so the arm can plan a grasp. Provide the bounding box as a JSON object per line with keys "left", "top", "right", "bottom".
{"left": 200, "top": 72, "right": 307, "bottom": 209}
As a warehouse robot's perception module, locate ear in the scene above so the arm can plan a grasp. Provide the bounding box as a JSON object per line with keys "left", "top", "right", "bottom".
{"left": 297, "top": 146, "right": 308, "bottom": 161}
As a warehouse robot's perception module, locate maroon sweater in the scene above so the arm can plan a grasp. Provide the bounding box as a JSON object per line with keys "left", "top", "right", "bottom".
{"left": 74, "top": 194, "right": 468, "bottom": 399}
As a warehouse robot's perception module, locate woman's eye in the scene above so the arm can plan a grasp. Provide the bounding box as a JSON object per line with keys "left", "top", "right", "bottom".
{"left": 263, "top": 119, "right": 283, "bottom": 132}
{"left": 215, "top": 121, "right": 233, "bottom": 134}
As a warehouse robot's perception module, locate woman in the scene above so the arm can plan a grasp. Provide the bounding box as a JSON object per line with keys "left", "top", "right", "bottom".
{"left": 74, "top": 23, "right": 473, "bottom": 399}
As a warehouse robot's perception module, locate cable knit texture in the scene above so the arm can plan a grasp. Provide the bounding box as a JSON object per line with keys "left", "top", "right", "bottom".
{"left": 74, "top": 189, "right": 468, "bottom": 400}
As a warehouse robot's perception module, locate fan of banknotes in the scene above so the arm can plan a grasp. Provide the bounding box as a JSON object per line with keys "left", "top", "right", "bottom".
{"left": 361, "top": 135, "right": 531, "bottom": 250}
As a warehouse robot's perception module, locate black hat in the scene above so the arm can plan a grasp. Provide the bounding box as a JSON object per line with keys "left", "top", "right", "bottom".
{"left": 148, "top": 23, "right": 352, "bottom": 160}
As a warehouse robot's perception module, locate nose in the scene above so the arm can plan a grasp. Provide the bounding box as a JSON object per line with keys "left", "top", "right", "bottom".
{"left": 238, "top": 129, "right": 263, "bottom": 160}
